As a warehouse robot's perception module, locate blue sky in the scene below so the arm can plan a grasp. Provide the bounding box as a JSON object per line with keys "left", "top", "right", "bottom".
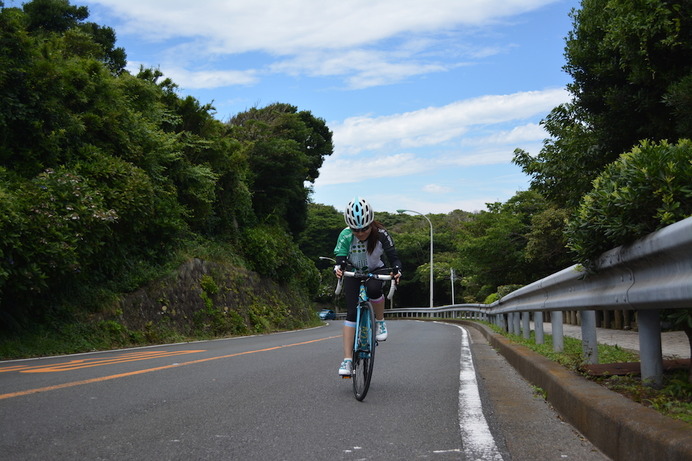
{"left": 62, "top": 0, "right": 579, "bottom": 214}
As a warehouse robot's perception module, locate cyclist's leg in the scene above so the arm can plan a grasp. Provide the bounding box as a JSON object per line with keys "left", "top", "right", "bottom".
{"left": 370, "top": 296, "right": 385, "bottom": 321}
{"left": 365, "top": 278, "right": 386, "bottom": 320}
{"left": 342, "top": 321, "right": 355, "bottom": 359}
{"left": 340, "top": 277, "right": 360, "bottom": 373}
{"left": 366, "top": 278, "right": 388, "bottom": 340}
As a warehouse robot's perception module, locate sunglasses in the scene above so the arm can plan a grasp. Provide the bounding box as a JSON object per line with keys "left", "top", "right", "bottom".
{"left": 350, "top": 225, "right": 370, "bottom": 233}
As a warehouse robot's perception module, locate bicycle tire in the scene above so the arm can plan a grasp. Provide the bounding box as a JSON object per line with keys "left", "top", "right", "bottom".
{"left": 352, "top": 301, "right": 376, "bottom": 401}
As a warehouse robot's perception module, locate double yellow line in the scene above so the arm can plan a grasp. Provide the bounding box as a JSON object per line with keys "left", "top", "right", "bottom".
{"left": 0, "top": 350, "right": 204, "bottom": 374}
{"left": 0, "top": 335, "right": 339, "bottom": 400}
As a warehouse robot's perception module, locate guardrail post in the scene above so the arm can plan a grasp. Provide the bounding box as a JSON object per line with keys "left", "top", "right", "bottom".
{"left": 602, "top": 310, "right": 610, "bottom": 328}
{"left": 499, "top": 313, "right": 507, "bottom": 332}
{"left": 552, "top": 311, "right": 564, "bottom": 352}
{"left": 512, "top": 312, "right": 521, "bottom": 335}
{"left": 522, "top": 312, "right": 530, "bottom": 339}
{"left": 581, "top": 310, "right": 599, "bottom": 364}
{"left": 535, "top": 311, "right": 544, "bottom": 344}
{"left": 637, "top": 309, "right": 663, "bottom": 388}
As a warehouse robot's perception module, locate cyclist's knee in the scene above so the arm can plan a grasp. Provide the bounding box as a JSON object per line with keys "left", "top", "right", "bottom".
{"left": 369, "top": 295, "right": 384, "bottom": 304}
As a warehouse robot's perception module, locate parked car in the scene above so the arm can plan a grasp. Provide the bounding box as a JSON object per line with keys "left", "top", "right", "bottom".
{"left": 319, "top": 309, "right": 336, "bottom": 320}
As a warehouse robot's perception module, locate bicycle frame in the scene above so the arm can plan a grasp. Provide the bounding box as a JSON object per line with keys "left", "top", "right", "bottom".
{"left": 336, "top": 269, "right": 396, "bottom": 401}
{"left": 355, "top": 282, "right": 373, "bottom": 356}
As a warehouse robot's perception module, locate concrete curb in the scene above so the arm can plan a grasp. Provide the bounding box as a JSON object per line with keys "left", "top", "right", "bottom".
{"left": 459, "top": 321, "right": 692, "bottom": 461}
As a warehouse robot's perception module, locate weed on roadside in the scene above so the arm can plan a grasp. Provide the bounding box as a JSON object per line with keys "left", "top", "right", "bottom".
{"left": 486, "top": 323, "right": 691, "bottom": 425}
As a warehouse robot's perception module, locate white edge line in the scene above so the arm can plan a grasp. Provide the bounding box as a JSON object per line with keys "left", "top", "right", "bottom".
{"left": 443, "top": 322, "right": 504, "bottom": 461}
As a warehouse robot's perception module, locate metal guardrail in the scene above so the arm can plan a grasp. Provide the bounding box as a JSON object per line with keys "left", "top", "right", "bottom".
{"left": 385, "top": 216, "right": 692, "bottom": 386}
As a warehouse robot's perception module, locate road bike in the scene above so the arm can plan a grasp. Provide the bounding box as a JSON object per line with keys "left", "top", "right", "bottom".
{"left": 336, "top": 269, "right": 396, "bottom": 401}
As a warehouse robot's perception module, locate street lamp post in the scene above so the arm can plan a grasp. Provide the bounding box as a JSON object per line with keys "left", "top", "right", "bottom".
{"left": 397, "top": 209, "right": 433, "bottom": 308}
{"left": 450, "top": 268, "right": 455, "bottom": 305}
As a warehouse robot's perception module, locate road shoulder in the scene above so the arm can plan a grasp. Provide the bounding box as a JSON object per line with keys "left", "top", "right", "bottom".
{"left": 463, "top": 323, "right": 611, "bottom": 460}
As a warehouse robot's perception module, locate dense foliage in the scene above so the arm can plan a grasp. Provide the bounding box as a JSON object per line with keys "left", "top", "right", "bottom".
{"left": 2, "top": 0, "right": 691, "bottom": 362}
{"left": 514, "top": 0, "right": 692, "bottom": 209}
{"left": 0, "top": 0, "right": 331, "bottom": 331}
{"left": 300, "top": 200, "right": 562, "bottom": 308}
{"left": 512, "top": 0, "right": 692, "bottom": 364}
{"left": 566, "top": 139, "right": 692, "bottom": 265}
{"left": 520, "top": 0, "right": 692, "bottom": 275}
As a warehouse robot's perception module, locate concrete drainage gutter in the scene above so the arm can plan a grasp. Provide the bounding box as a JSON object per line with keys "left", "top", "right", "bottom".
{"left": 460, "top": 321, "right": 692, "bottom": 461}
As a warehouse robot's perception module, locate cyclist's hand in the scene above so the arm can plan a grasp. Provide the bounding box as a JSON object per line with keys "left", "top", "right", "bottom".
{"left": 391, "top": 268, "right": 401, "bottom": 285}
{"left": 334, "top": 265, "right": 343, "bottom": 279}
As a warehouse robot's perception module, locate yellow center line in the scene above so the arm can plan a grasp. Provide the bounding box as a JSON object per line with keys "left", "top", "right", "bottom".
{"left": 18, "top": 350, "right": 206, "bottom": 373}
{"left": 0, "top": 350, "right": 207, "bottom": 374}
{"left": 0, "top": 335, "right": 341, "bottom": 400}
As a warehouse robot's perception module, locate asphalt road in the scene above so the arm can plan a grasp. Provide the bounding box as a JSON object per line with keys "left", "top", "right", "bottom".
{"left": 0, "top": 321, "right": 609, "bottom": 460}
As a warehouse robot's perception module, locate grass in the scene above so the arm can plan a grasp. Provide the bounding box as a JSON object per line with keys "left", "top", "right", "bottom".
{"left": 0, "top": 309, "right": 324, "bottom": 361}
{"left": 484, "top": 322, "right": 692, "bottom": 424}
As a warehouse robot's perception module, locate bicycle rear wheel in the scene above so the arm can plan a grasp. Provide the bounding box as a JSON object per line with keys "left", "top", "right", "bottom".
{"left": 352, "top": 302, "right": 376, "bottom": 401}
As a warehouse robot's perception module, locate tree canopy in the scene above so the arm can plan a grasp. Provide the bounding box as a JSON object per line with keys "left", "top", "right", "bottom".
{"left": 228, "top": 103, "right": 333, "bottom": 237}
{"left": 3, "top": 0, "right": 691, "bottom": 344}
{"left": 0, "top": 0, "right": 332, "bottom": 329}
{"left": 514, "top": 0, "right": 692, "bottom": 209}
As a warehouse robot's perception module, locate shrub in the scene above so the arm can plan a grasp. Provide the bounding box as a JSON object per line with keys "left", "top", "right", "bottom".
{"left": 241, "top": 224, "right": 319, "bottom": 294}
{"left": 566, "top": 139, "right": 692, "bottom": 266}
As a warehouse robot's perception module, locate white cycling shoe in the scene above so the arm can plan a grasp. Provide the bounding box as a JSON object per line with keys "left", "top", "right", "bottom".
{"left": 376, "top": 320, "right": 388, "bottom": 341}
{"left": 338, "top": 359, "right": 353, "bottom": 376}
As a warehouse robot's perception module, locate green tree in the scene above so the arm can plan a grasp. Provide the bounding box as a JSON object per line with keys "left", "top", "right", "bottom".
{"left": 22, "top": 0, "right": 88, "bottom": 33}
{"left": 514, "top": 0, "right": 692, "bottom": 208}
{"left": 0, "top": 0, "right": 334, "bottom": 337}
{"left": 524, "top": 206, "right": 573, "bottom": 272}
{"left": 298, "top": 203, "right": 344, "bottom": 264}
{"left": 513, "top": 104, "right": 600, "bottom": 208}
{"left": 23, "top": 0, "right": 125, "bottom": 73}
{"left": 228, "top": 103, "right": 333, "bottom": 237}
{"left": 565, "top": 139, "right": 692, "bottom": 377}
{"left": 566, "top": 139, "right": 692, "bottom": 265}
{"left": 457, "top": 191, "right": 549, "bottom": 295}
{"left": 0, "top": 3, "right": 188, "bottom": 327}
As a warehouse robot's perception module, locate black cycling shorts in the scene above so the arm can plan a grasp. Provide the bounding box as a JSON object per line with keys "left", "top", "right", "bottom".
{"left": 343, "top": 273, "right": 387, "bottom": 323}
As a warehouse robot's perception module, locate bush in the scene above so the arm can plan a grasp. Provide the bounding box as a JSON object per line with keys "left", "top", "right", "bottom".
{"left": 566, "top": 139, "right": 692, "bottom": 266}
{"left": 241, "top": 224, "right": 319, "bottom": 295}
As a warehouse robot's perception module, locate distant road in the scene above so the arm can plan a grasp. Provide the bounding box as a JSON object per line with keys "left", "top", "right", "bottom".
{"left": 0, "top": 321, "right": 607, "bottom": 460}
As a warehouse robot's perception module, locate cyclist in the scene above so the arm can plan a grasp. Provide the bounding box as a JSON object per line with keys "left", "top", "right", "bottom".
{"left": 333, "top": 197, "right": 402, "bottom": 376}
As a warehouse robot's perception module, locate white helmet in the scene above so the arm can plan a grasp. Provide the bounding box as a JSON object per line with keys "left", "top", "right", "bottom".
{"left": 344, "top": 197, "right": 374, "bottom": 229}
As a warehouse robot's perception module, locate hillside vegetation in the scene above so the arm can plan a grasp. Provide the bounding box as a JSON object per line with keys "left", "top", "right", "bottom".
{"left": 0, "top": 0, "right": 327, "bottom": 356}
{"left": 1, "top": 1, "right": 691, "bottom": 362}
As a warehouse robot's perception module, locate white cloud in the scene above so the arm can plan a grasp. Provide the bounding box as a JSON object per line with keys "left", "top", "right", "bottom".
{"left": 315, "top": 89, "right": 567, "bottom": 189}
{"left": 82, "top": 0, "right": 559, "bottom": 89}
{"left": 373, "top": 193, "right": 496, "bottom": 214}
{"left": 422, "top": 184, "right": 453, "bottom": 194}
{"left": 160, "top": 67, "right": 259, "bottom": 89}
{"left": 332, "top": 88, "right": 568, "bottom": 154}
{"left": 315, "top": 153, "right": 428, "bottom": 186}
{"left": 77, "top": 0, "right": 569, "bottom": 215}
{"left": 86, "top": 0, "right": 559, "bottom": 54}
{"left": 460, "top": 123, "right": 548, "bottom": 146}
{"left": 270, "top": 49, "right": 450, "bottom": 89}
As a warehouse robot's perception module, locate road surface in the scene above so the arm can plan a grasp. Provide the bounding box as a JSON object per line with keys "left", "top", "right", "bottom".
{"left": 0, "top": 321, "right": 608, "bottom": 460}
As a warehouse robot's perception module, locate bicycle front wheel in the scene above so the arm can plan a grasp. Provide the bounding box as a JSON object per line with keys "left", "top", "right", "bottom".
{"left": 352, "top": 302, "right": 376, "bottom": 401}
